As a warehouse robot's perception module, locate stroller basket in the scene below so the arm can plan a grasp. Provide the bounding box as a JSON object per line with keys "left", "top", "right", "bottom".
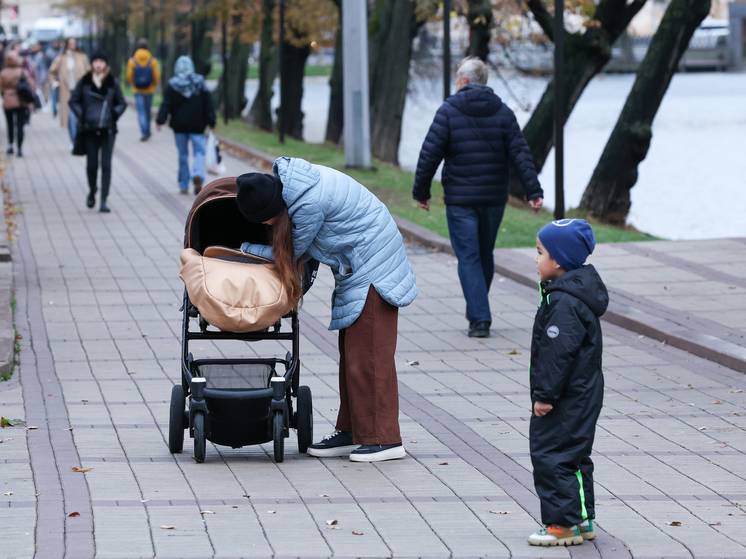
{"left": 197, "top": 362, "right": 274, "bottom": 391}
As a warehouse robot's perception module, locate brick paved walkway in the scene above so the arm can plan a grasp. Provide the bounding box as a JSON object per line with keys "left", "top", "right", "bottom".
{"left": 0, "top": 109, "right": 744, "bottom": 558}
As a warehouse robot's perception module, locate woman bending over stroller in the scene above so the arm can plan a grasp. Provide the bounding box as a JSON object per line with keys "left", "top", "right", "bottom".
{"left": 236, "top": 157, "right": 418, "bottom": 463}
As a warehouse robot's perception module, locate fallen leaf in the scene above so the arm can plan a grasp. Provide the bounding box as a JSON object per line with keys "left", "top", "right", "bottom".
{"left": 710, "top": 401, "right": 723, "bottom": 405}
{"left": 70, "top": 467, "right": 93, "bottom": 472}
{"left": 352, "top": 531, "right": 363, "bottom": 535}
{"left": 490, "top": 510, "right": 514, "bottom": 514}
{"left": 4, "top": 491, "right": 12, "bottom": 496}
{"left": 439, "top": 462, "right": 449, "bottom": 466}
{"left": 698, "top": 427, "right": 707, "bottom": 430}
{"left": 68, "top": 512, "right": 80, "bottom": 517}
{"left": 326, "top": 519, "right": 338, "bottom": 525}
{"left": 47, "top": 394, "right": 56, "bottom": 397}
{"left": 318, "top": 494, "right": 329, "bottom": 497}
{"left": 410, "top": 440, "right": 417, "bottom": 443}
{"left": 63, "top": 427, "right": 73, "bottom": 431}
{"left": 730, "top": 389, "right": 743, "bottom": 393}
{"left": 140, "top": 500, "right": 149, "bottom": 503}
{"left": 508, "top": 350, "right": 518, "bottom": 355}
{"left": 267, "top": 510, "right": 276, "bottom": 514}
{"left": 200, "top": 510, "right": 216, "bottom": 515}
{"left": 1, "top": 417, "right": 25, "bottom": 428}
{"left": 709, "top": 522, "right": 721, "bottom": 526}
{"left": 666, "top": 521, "right": 681, "bottom": 526}
{"left": 81, "top": 400, "right": 88, "bottom": 403}
{"left": 0, "top": 438, "right": 12, "bottom": 443}
{"left": 405, "top": 360, "right": 419, "bottom": 366}
{"left": 327, "top": 526, "right": 342, "bottom": 530}
{"left": 232, "top": 505, "right": 243, "bottom": 508}
{"left": 190, "top": 456, "right": 199, "bottom": 462}
{"left": 160, "top": 525, "right": 175, "bottom": 530}
{"left": 663, "top": 286, "right": 671, "bottom": 290}
{"left": 26, "top": 426, "right": 38, "bottom": 430}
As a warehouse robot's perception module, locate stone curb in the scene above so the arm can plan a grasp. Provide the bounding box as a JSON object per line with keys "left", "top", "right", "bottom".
{"left": 0, "top": 163, "right": 14, "bottom": 383}
{"left": 212, "top": 132, "right": 746, "bottom": 374}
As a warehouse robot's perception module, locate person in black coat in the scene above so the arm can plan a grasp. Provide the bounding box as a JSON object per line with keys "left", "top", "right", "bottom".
{"left": 69, "top": 50, "right": 126, "bottom": 213}
{"left": 412, "top": 57, "right": 544, "bottom": 338}
{"left": 156, "top": 55, "right": 216, "bottom": 195}
{"left": 528, "top": 219, "right": 608, "bottom": 547}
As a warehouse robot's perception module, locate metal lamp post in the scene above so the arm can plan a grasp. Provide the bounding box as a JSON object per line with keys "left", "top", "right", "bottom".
{"left": 443, "top": 0, "right": 450, "bottom": 101}
{"left": 279, "top": 0, "right": 286, "bottom": 144}
{"left": 554, "top": 0, "right": 565, "bottom": 220}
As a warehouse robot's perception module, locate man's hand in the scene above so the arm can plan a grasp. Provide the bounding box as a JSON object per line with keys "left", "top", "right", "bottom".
{"left": 528, "top": 197, "right": 543, "bottom": 215}
{"left": 534, "top": 401, "right": 553, "bottom": 417}
{"left": 417, "top": 199, "right": 431, "bottom": 212}
{"left": 156, "top": 124, "right": 162, "bottom": 132}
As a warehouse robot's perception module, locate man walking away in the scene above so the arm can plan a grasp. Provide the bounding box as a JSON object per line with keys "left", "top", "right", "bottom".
{"left": 412, "top": 57, "right": 544, "bottom": 338}
{"left": 45, "top": 39, "right": 63, "bottom": 117}
{"left": 126, "top": 38, "right": 160, "bottom": 141}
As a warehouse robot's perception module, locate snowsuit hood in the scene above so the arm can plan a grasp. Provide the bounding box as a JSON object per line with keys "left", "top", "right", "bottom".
{"left": 543, "top": 264, "right": 608, "bottom": 317}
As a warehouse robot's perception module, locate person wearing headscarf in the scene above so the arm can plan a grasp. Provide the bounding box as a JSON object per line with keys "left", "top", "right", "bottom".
{"left": 156, "top": 55, "right": 216, "bottom": 195}
{"left": 48, "top": 37, "right": 90, "bottom": 148}
{"left": 0, "top": 51, "right": 31, "bottom": 156}
{"left": 69, "top": 50, "right": 126, "bottom": 213}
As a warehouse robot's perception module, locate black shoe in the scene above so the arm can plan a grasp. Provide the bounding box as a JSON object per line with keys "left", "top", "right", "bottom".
{"left": 349, "top": 443, "right": 406, "bottom": 462}
{"left": 99, "top": 200, "right": 110, "bottom": 213}
{"left": 468, "top": 322, "right": 490, "bottom": 338}
{"left": 6, "top": 146, "right": 13, "bottom": 155}
{"left": 86, "top": 193, "right": 95, "bottom": 208}
{"left": 307, "top": 430, "right": 358, "bottom": 457}
{"left": 16, "top": 149, "right": 22, "bottom": 157}
{"left": 140, "top": 134, "right": 151, "bottom": 142}
{"left": 193, "top": 175, "right": 203, "bottom": 195}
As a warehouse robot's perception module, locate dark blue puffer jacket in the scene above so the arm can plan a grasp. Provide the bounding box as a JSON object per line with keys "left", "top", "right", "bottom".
{"left": 413, "top": 84, "right": 543, "bottom": 206}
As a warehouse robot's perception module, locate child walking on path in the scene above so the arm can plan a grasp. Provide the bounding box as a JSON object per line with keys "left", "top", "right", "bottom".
{"left": 528, "top": 219, "right": 609, "bottom": 547}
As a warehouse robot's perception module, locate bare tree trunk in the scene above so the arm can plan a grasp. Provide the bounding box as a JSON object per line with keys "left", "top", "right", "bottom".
{"left": 579, "top": 0, "right": 711, "bottom": 223}
{"left": 245, "top": 0, "right": 277, "bottom": 131}
{"left": 191, "top": 1, "right": 214, "bottom": 77}
{"left": 509, "top": 0, "right": 648, "bottom": 198}
{"left": 213, "top": 17, "right": 252, "bottom": 121}
{"left": 325, "top": 0, "right": 343, "bottom": 144}
{"left": 280, "top": 41, "right": 310, "bottom": 139}
{"left": 368, "top": 0, "right": 434, "bottom": 165}
{"left": 464, "top": 0, "right": 493, "bottom": 61}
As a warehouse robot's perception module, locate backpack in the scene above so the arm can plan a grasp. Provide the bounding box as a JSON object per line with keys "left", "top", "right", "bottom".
{"left": 132, "top": 57, "right": 154, "bottom": 89}
{"left": 15, "top": 74, "right": 34, "bottom": 104}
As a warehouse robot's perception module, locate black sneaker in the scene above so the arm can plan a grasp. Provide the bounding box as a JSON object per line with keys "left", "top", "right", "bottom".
{"left": 99, "top": 200, "right": 111, "bottom": 213}
{"left": 349, "top": 443, "right": 406, "bottom": 462}
{"left": 468, "top": 322, "right": 490, "bottom": 338}
{"left": 6, "top": 146, "right": 13, "bottom": 155}
{"left": 307, "top": 430, "right": 358, "bottom": 457}
{"left": 193, "top": 175, "right": 203, "bottom": 195}
{"left": 86, "top": 194, "right": 95, "bottom": 208}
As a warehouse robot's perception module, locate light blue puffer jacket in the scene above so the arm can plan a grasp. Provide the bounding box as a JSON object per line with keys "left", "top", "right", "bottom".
{"left": 270, "top": 157, "right": 417, "bottom": 330}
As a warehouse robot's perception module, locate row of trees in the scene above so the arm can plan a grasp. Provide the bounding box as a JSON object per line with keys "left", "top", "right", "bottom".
{"left": 64, "top": 0, "right": 711, "bottom": 225}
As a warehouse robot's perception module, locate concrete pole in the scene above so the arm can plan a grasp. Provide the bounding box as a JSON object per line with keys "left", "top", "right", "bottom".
{"left": 342, "top": 0, "right": 371, "bottom": 168}
{"left": 443, "top": 0, "right": 450, "bottom": 101}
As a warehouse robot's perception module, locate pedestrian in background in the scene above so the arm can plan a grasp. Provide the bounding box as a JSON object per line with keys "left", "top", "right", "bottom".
{"left": 45, "top": 38, "right": 63, "bottom": 117}
{"left": 156, "top": 55, "right": 215, "bottom": 195}
{"left": 527, "top": 219, "right": 607, "bottom": 547}
{"left": 413, "top": 57, "right": 543, "bottom": 339}
{"left": 69, "top": 50, "right": 126, "bottom": 213}
{"left": 126, "top": 38, "right": 160, "bottom": 141}
{"left": 30, "top": 41, "right": 48, "bottom": 110}
{"left": 48, "top": 37, "right": 90, "bottom": 150}
{"left": 0, "top": 51, "right": 31, "bottom": 156}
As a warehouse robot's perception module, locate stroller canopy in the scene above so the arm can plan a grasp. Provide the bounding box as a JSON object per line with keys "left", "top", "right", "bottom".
{"left": 184, "top": 176, "right": 267, "bottom": 252}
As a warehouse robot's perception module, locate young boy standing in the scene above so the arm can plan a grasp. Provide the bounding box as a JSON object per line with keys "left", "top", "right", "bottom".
{"left": 528, "top": 219, "right": 609, "bottom": 547}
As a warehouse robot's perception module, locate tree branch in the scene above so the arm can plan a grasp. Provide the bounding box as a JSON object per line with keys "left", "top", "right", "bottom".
{"left": 526, "top": 0, "right": 554, "bottom": 42}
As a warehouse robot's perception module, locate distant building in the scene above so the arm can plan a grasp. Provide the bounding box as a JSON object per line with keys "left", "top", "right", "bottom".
{"left": 0, "top": 0, "right": 62, "bottom": 39}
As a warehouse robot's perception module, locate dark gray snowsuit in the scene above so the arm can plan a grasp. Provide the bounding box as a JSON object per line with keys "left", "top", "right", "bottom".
{"left": 529, "top": 264, "right": 609, "bottom": 527}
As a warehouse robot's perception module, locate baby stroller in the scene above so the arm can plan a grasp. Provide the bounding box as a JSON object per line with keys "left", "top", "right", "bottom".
{"left": 169, "top": 176, "right": 317, "bottom": 463}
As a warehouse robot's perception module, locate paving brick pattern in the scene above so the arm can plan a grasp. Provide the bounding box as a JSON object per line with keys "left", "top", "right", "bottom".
{"left": 0, "top": 111, "right": 744, "bottom": 558}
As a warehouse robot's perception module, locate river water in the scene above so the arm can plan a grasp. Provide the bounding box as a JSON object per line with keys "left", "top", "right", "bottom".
{"left": 245, "top": 71, "right": 746, "bottom": 241}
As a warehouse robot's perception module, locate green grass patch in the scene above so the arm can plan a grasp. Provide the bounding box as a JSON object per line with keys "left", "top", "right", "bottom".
{"left": 216, "top": 120, "right": 656, "bottom": 248}
{"left": 207, "top": 64, "right": 331, "bottom": 81}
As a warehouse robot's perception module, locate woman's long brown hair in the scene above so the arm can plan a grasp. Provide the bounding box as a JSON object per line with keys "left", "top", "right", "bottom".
{"left": 271, "top": 208, "right": 303, "bottom": 308}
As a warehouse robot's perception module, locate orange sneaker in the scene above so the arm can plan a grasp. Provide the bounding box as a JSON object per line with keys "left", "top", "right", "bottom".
{"left": 528, "top": 525, "right": 583, "bottom": 546}
{"left": 579, "top": 519, "right": 596, "bottom": 540}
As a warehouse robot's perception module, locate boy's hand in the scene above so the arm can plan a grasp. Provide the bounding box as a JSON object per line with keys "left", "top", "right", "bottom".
{"left": 534, "top": 401, "right": 553, "bottom": 416}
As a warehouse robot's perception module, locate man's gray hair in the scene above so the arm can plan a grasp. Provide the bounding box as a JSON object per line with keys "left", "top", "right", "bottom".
{"left": 457, "top": 57, "right": 488, "bottom": 85}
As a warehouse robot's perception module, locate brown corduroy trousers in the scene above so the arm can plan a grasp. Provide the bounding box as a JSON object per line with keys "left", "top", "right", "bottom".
{"left": 334, "top": 285, "right": 402, "bottom": 445}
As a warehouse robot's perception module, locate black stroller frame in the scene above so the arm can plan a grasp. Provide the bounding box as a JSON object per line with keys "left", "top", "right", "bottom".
{"left": 168, "top": 177, "right": 313, "bottom": 463}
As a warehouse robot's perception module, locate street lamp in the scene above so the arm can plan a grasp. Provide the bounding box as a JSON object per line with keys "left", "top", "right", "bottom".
{"left": 443, "top": 0, "right": 450, "bottom": 101}
{"left": 554, "top": 0, "right": 565, "bottom": 220}
{"left": 278, "top": 0, "right": 286, "bottom": 144}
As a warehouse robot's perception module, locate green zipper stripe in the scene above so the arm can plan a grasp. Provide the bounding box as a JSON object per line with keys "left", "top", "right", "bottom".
{"left": 575, "top": 470, "right": 588, "bottom": 521}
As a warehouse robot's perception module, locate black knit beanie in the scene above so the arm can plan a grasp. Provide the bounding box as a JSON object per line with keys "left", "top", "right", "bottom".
{"left": 236, "top": 173, "right": 286, "bottom": 223}
{"left": 91, "top": 50, "right": 109, "bottom": 65}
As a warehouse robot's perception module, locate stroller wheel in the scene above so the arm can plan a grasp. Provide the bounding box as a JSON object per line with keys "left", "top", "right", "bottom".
{"left": 193, "top": 411, "right": 206, "bottom": 463}
{"left": 296, "top": 386, "right": 313, "bottom": 454}
{"left": 273, "top": 411, "right": 284, "bottom": 463}
{"left": 168, "top": 385, "right": 186, "bottom": 453}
